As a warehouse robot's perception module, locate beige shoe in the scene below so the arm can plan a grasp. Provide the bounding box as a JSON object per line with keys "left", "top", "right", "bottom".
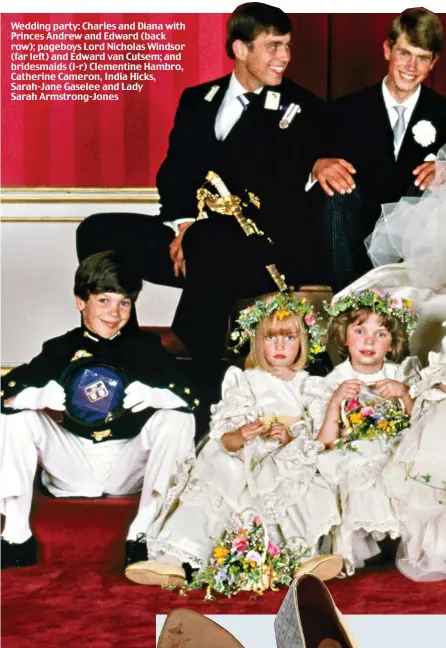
{"left": 275, "top": 572, "right": 360, "bottom": 648}
{"left": 157, "top": 609, "right": 245, "bottom": 648}
{"left": 294, "top": 555, "right": 343, "bottom": 582}
{"left": 125, "top": 560, "right": 186, "bottom": 586}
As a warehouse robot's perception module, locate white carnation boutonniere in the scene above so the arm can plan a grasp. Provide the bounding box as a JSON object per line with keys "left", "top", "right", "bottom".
{"left": 412, "top": 120, "right": 436, "bottom": 147}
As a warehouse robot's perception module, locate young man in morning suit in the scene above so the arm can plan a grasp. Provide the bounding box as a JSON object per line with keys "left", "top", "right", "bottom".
{"left": 76, "top": 3, "right": 329, "bottom": 403}
{"left": 312, "top": 8, "right": 446, "bottom": 290}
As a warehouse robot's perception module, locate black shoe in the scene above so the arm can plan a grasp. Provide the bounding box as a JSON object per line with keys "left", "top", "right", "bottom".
{"left": 1, "top": 535, "right": 37, "bottom": 569}
{"left": 182, "top": 561, "right": 198, "bottom": 584}
{"left": 124, "top": 533, "right": 147, "bottom": 568}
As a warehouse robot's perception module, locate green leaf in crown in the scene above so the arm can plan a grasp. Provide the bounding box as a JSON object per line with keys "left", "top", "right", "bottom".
{"left": 324, "top": 288, "right": 419, "bottom": 338}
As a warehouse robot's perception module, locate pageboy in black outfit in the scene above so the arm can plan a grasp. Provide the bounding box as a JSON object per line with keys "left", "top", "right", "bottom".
{"left": 0, "top": 252, "right": 199, "bottom": 570}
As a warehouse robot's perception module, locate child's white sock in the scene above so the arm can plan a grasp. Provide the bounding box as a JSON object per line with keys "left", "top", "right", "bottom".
{"left": 2, "top": 497, "right": 33, "bottom": 544}
{"left": 126, "top": 495, "right": 160, "bottom": 541}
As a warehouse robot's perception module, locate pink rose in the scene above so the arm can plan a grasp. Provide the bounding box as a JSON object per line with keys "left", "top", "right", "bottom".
{"left": 245, "top": 550, "right": 262, "bottom": 564}
{"left": 253, "top": 516, "right": 262, "bottom": 526}
{"left": 232, "top": 536, "right": 248, "bottom": 553}
{"left": 265, "top": 296, "right": 274, "bottom": 304}
{"left": 391, "top": 295, "right": 403, "bottom": 309}
{"left": 347, "top": 399, "right": 360, "bottom": 411}
{"left": 305, "top": 314, "right": 316, "bottom": 325}
{"left": 360, "top": 406, "right": 374, "bottom": 417}
{"left": 267, "top": 541, "right": 281, "bottom": 558}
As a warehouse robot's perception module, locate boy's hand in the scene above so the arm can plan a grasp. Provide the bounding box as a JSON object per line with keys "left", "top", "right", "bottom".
{"left": 269, "top": 421, "right": 292, "bottom": 446}
{"left": 330, "top": 380, "right": 364, "bottom": 407}
{"left": 375, "top": 379, "right": 409, "bottom": 400}
{"left": 123, "top": 381, "right": 186, "bottom": 412}
{"left": 13, "top": 381, "right": 66, "bottom": 411}
{"left": 438, "top": 383, "right": 446, "bottom": 393}
{"left": 239, "top": 420, "right": 265, "bottom": 441}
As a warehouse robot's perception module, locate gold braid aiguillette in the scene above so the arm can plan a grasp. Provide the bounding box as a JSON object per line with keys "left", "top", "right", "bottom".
{"left": 196, "top": 171, "right": 287, "bottom": 292}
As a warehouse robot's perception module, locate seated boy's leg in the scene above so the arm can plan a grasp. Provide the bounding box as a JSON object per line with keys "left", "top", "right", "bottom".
{"left": 1, "top": 411, "right": 40, "bottom": 565}
{"left": 126, "top": 495, "right": 229, "bottom": 586}
{"left": 0, "top": 410, "right": 96, "bottom": 567}
{"left": 134, "top": 410, "right": 195, "bottom": 530}
{"left": 126, "top": 441, "right": 237, "bottom": 585}
{"left": 0, "top": 408, "right": 120, "bottom": 569}
{"left": 102, "top": 410, "right": 195, "bottom": 566}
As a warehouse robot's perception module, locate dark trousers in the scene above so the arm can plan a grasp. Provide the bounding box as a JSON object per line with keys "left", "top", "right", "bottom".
{"left": 76, "top": 213, "right": 327, "bottom": 380}
{"left": 322, "top": 187, "right": 372, "bottom": 293}
{"left": 322, "top": 182, "right": 424, "bottom": 293}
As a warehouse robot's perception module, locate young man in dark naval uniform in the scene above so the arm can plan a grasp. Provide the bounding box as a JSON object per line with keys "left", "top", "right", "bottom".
{"left": 0, "top": 252, "right": 199, "bottom": 571}
{"left": 76, "top": 3, "right": 329, "bottom": 402}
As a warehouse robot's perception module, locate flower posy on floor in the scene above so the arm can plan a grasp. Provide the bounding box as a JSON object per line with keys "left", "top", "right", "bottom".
{"left": 176, "top": 515, "right": 310, "bottom": 598}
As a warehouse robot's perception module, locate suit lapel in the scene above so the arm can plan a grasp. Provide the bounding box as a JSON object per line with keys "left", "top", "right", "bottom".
{"left": 371, "top": 85, "right": 396, "bottom": 162}
{"left": 199, "top": 75, "right": 231, "bottom": 140}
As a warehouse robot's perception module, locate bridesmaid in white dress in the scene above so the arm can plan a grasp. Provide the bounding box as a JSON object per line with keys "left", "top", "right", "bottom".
{"left": 383, "top": 323, "right": 446, "bottom": 581}
{"left": 125, "top": 293, "right": 341, "bottom": 587}
{"left": 305, "top": 289, "right": 421, "bottom": 575}
{"left": 335, "top": 145, "right": 446, "bottom": 580}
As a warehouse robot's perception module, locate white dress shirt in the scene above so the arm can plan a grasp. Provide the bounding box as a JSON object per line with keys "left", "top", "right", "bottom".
{"left": 381, "top": 78, "right": 420, "bottom": 158}
{"left": 214, "top": 72, "right": 263, "bottom": 141}
{"left": 306, "top": 78, "right": 423, "bottom": 193}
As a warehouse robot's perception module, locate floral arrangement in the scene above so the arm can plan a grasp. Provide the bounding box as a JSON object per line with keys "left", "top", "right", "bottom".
{"left": 336, "top": 397, "right": 410, "bottom": 451}
{"left": 325, "top": 288, "right": 418, "bottom": 338}
{"left": 183, "top": 515, "right": 310, "bottom": 598}
{"left": 230, "top": 292, "right": 326, "bottom": 360}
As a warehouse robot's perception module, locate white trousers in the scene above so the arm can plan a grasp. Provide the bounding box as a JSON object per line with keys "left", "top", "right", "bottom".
{"left": 0, "top": 409, "right": 195, "bottom": 542}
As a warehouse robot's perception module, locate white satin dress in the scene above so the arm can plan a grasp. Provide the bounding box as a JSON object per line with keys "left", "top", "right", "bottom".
{"left": 145, "top": 366, "right": 340, "bottom": 568}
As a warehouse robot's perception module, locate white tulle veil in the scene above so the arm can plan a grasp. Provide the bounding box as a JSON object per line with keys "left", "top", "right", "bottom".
{"left": 366, "top": 145, "right": 446, "bottom": 290}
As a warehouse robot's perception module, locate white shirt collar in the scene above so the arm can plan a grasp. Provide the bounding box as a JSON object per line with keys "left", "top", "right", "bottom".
{"left": 381, "top": 77, "right": 420, "bottom": 113}
{"left": 227, "top": 71, "right": 263, "bottom": 101}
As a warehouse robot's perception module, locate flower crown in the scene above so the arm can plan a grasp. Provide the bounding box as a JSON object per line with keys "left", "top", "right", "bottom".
{"left": 230, "top": 292, "right": 327, "bottom": 361}
{"left": 325, "top": 289, "right": 419, "bottom": 338}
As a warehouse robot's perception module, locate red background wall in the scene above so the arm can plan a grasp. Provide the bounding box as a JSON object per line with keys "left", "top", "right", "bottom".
{"left": 2, "top": 13, "right": 445, "bottom": 188}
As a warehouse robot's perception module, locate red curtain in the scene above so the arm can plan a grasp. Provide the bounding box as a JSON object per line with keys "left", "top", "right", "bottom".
{"left": 1, "top": 13, "right": 445, "bottom": 187}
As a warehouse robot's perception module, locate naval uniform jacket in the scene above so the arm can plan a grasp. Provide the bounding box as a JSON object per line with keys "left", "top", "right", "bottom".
{"left": 156, "top": 74, "right": 327, "bottom": 257}
{"left": 1, "top": 324, "right": 199, "bottom": 443}
{"left": 326, "top": 83, "right": 446, "bottom": 236}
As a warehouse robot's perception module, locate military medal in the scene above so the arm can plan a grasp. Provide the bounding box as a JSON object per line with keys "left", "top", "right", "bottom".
{"left": 279, "top": 103, "right": 301, "bottom": 129}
